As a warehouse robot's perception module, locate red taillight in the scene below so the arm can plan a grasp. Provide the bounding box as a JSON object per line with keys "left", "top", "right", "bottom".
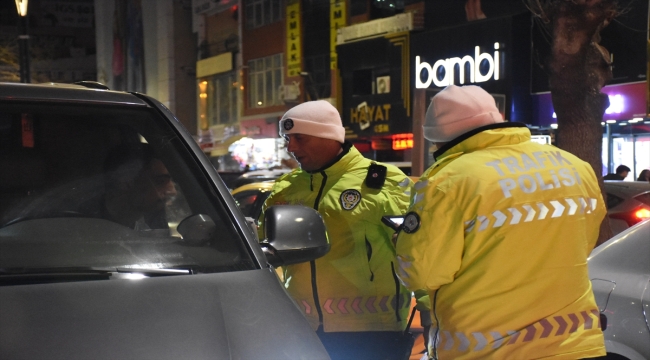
{"left": 610, "top": 206, "right": 650, "bottom": 226}
{"left": 634, "top": 208, "right": 650, "bottom": 221}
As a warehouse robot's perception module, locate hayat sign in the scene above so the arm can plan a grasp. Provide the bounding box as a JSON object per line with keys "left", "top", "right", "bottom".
{"left": 416, "top": 43, "right": 502, "bottom": 88}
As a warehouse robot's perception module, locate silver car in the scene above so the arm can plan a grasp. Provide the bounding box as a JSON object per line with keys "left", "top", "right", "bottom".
{"left": 604, "top": 181, "right": 650, "bottom": 235}
{"left": 0, "top": 82, "right": 331, "bottom": 360}
{"left": 589, "top": 219, "right": 650, "bottom": 360}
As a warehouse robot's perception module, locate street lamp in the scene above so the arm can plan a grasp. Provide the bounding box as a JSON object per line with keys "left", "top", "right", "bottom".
{"left": 15, "top": 0, "right": 30, "bottom": 83}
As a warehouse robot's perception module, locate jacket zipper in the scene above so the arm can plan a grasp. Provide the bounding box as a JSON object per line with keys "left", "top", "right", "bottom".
{"left": 310, "top": 170, "right": 327, "bottom": 329}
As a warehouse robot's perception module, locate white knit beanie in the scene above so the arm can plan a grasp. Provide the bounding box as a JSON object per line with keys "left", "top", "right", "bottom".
{"left": 279, "top": 100, "right": 346, "bottom": 143}
{"left": 424, "top": 85, "right": 503, "bottom": 142}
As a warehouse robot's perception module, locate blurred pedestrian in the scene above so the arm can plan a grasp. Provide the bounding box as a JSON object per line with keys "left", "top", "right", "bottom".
{"left": 637, "top": 169, "right": 650, "bottom": 182}
{"left": 604, "top": 165, "right": 630, "bottom": 180}
{"left": 396, "top": 85, "right": 606, "bottom": 359}
{"left": 259, "top": 100, "right": 425, "bottom": 360}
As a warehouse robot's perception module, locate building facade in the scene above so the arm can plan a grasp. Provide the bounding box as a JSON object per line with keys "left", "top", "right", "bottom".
{"left": 95, "top": 0, "right": 197, "bottom": 135}
{"left": 192, "top": 0, "right": 648, "bottom": 177}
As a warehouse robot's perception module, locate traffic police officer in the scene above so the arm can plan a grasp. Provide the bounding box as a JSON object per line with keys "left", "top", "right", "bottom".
{"left": 259, "top": 100, "right": 418, "bottom": 360}
{"left": 396, "top": 85, "right": 606, "bottom": 359}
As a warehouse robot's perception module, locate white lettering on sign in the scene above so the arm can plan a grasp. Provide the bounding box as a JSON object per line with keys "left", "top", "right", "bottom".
{"left": 415, "top": 43, "right": 501, "bottom": 88}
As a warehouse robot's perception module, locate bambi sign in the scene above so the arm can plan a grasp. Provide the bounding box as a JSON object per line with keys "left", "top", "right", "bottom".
{"left": 415, "top": 43, "right": 501, "bottom": 88}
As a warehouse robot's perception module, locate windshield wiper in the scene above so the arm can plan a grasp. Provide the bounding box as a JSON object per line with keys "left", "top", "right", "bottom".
{"left": 0, "top": 266, "right": 192, "bottom": 286}
{"left": 113, "top": 267, "right": 192, "bottom": 276}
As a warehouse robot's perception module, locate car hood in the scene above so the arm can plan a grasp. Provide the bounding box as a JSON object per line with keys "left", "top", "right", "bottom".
{"left": 0, "top": 269, "right": 329, "bottom": 360}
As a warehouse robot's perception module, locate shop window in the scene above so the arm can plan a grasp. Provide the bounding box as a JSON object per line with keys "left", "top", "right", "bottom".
{"left": 248, "top": 54, "right": 283, "bottom": 108}
{"left": 353, "top": 69, "right": 373, "bottom": 96}
{"left": 205, "top": 71, "right": 238, "bottom": 126}
{"left": 353, "top": 68, "right": 392, "bottom": 96}
{"left": 304, "top": 54, "right": 331, "bottom": 99}
{"left": 245, "top": 0, "right": 283, "bottom": 29}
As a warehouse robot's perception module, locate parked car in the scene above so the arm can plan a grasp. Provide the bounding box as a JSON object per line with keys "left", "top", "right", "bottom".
{"left": 231, "top": 168, "right": 291, "bottom": 189}
{"left": 589, "top": 219, "right": 650, "bottom": 360}
{"left": 232, "top": 181, "right": 275, "bottom": 220}
{"left": 0, "top": 82, "right": 331, "bottom": 359}
{"left": 604, "top": 181, "right": 650, "bottom": 235}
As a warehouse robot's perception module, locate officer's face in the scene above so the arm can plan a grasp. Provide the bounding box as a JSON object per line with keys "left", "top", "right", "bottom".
{"left": 285, "top": 133, "right": 342, "bottom": 172}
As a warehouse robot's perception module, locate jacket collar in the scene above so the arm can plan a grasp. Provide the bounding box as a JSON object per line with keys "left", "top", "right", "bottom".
{"left": 433, "top": 122, "right": 530, "bottom": 161}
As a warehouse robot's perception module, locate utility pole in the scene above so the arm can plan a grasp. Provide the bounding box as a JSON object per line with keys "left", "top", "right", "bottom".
{"left": 16, "top": 0, "right": 30, "bottom": 83}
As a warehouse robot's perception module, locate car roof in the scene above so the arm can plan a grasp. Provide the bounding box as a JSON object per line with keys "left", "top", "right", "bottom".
{"left": 0, "top": 82, "right": 149, "bottom": 107}
{"left": 231, "top": 181, "right": 275, "bottom": 195}
{"left": 603, "top": 181, "right": 650, "bottom": 197}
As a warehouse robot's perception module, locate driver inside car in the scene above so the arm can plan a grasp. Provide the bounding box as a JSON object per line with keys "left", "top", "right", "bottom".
{"left": 85, "top": 143, "right": 177, "bottom": 230}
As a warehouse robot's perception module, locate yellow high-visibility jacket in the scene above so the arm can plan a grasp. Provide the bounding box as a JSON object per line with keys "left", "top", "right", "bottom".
{"left": 396, "top": 124, "right": 606, "bottom": 359}
{"left": 260, "top": 144, "right": 413, "bottom": 332}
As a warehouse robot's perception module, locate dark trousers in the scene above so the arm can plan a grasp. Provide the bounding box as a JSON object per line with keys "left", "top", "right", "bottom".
{"left": 316, "top": 330, "right": 413, "bottom": 360}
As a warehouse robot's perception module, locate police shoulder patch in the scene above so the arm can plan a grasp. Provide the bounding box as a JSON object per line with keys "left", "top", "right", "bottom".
{"left": 402, "top": 212, "right": 421, "bottom": 234}
{"left": 283, "top": 119, "right": 294, "bottom": 130}
{"left": 340, "top": 189, "right": 361, "bottom": 210}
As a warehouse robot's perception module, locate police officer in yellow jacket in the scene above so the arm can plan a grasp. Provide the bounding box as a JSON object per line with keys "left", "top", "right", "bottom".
{"left": 259, "top": 100, "right": 415, "bottom": 360}
{"left": 396, "top": 85, "right": 606, "bottom": 360}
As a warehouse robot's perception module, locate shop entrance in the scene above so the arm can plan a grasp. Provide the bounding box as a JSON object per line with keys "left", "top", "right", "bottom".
{"left": 603, "top": 132, "right": 650, "bottom": 180}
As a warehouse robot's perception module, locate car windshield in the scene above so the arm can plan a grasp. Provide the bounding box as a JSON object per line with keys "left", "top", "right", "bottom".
{"left": 0, "top": 102, "right": 255, "bottom": 276}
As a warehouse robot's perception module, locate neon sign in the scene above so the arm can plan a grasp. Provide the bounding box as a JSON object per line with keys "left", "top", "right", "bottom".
{"left": 392, "top": 133, "right": 413, "bottom": 150}
{"left": 551, "top": 94, "right": 626, "bottom": 118}
{"left": 416, "top": 43, "right": 501, "bottom": 88}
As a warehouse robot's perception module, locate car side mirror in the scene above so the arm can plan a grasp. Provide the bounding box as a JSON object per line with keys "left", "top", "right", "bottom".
{"left": 260, "top": 205, "right": 329, "bottom": 267}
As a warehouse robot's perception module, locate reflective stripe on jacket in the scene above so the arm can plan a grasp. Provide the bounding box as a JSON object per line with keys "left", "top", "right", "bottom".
{"left": 396, "top": 124, "right": 606, "bottom": 359}
{"left": 261, "top": 145, "right": 413, "bottom": 332}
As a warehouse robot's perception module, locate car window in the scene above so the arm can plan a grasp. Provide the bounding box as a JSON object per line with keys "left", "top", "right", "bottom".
{"left": 605, "top": 192, "right": 624, "bottom": 209}
{"left": 634, "top": 192, "right": 650, "bottom": 206}
{"left": 0, "top": 103, "right": 255, "bottom": 275}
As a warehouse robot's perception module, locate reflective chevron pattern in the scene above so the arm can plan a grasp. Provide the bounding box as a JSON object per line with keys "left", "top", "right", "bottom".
{"left": 433, "top": 309, "right": 601, "bottom": 354}
{"left": 464, "top": 197, "right": 598, "bottom": 233}
{"left": 300, "top": 293, "right": 409, "bottom": 315}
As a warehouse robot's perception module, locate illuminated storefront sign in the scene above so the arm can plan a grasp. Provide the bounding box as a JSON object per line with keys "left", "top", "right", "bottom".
{"left": 350, "top": 103, "right": 391, "bottom": 124}
{"left": 348, "top": 102, "right": 394, "bottom": 134}
{"left": 604, "top": 94, "right": 625, "bottom": 114}
{"left": 533, "top": 82, "right": 647, "bottom": 126}
{"left": 286, "top": 2, "right": 302, "bottom": 77}
{"left": 552, "top": 94, "right": 627, "bottom": 118}
{"left": 392, "top": 133, "right": 413, "bottom": 150}
{"left": 415, "top": 43, "right": 501, "bottom": 88}
{"left": 330, "top": 0, "right": 346, "bottom": 70}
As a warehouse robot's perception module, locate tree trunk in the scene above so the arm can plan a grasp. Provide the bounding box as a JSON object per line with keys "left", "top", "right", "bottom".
{"left": 529, "top": 0, "right": 618, "bottom": 246}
